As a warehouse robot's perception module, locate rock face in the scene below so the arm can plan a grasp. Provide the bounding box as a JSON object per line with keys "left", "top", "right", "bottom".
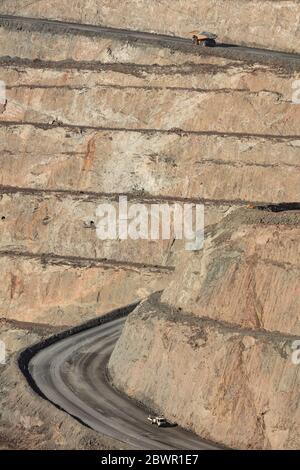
{"left": 0, "top": 191, "right": 179, "bottom": 266}
{"left": 1, "top": 124, "right": 300, "bottom": 204}
{"left": 0, "top": 18, "right": 298, "bottom": 328}
{"left": 1, "top": 0, "right": 300, "bottom": 53}
{"left": 0, "top": 253, "right": 169, "bottom": 326}
{"left": 108, "top": 210, "right": 300, "bottom": 450}
{"left": 109, "top": 295, "right": 300, "bottom": 450}
{"left": 162, "top": 209, "right": 300, "bottom": 336}
{"left": 1, "top": 62, "right": 299, "bottom": 136}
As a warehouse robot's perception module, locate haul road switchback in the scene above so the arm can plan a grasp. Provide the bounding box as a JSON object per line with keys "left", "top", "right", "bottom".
{"left": 27, "top": 315, "right": 219, "bottom": 450}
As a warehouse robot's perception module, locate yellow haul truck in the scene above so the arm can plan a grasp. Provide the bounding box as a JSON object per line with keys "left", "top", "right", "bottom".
{"left": 189, "top": 31, "right": 217, "bottom": 47}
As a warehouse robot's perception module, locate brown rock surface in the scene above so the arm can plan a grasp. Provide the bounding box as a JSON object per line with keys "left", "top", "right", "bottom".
{"left": 1, "top": 63, "right": 298, "bottom": 136}
{"left": 0, "top": 191, "right": 176, "bottom": 266}
{"left": 162, "top": 208, "right": 300, "bottom": 336}
{"left": 0, "top": 29, "right": 297, "bottom": 326}
{"left": 1, "top": 123, "right": 299, "bottom": 204}
{"left": 109, "top": 209, "right": 300, "bottom": 449}
{"left": 0, "top": 188, "right": 230, "bottom": 265}
{"left": 0, "top": 253, "right": 170, "bottom": 325}
{"left": 108, "top": 293, "right": 300, "bottom": 449}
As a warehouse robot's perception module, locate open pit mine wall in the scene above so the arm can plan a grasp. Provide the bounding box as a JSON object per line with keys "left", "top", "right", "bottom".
{"left": 1, "top": 0, "right": 300, "bottom": 53}
{"left": 0, "top": 19, "right": 299, "bottom": 326}
{"left": 108, "top": 210, "right": 300, "bottom": 450}
{"left": 0, "top": 6, "right": 299, "bottom": 451}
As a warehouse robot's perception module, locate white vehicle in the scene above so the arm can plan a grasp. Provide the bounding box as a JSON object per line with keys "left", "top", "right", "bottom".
{"left": 147, "top": 415, "right": 167, "bottom": 427}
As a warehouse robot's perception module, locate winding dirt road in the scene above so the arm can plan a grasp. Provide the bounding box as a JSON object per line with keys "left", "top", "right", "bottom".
{"left": 29, "top": 316, "right": 219, "bottom": 450}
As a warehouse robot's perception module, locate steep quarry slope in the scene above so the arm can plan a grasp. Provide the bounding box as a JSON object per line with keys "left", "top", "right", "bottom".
{"left": 1, "top": 0, "right": 300, "bottom": 53}
{"left": 0, "top": 19, "right": 299, "bottom": 326}
{"left": 0, "top": 17, "right": 299, "bottom": 320}
{"left": 109, "top": 209, "right": 300, "bottom": 450}
{"left": 0, "top": 13, "right": 299, "bottom": 451}
{"left": 162, "top": 209, "right": 300, "bottom": 336}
